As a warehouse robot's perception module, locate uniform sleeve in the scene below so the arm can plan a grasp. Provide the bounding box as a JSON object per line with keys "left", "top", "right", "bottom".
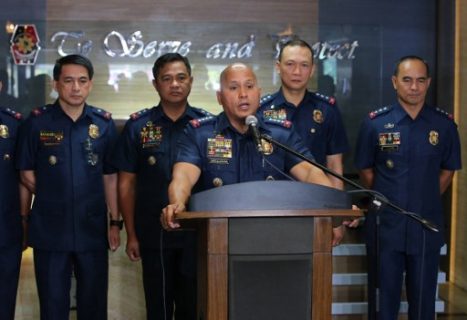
{"left": 15, "top": 116, "right": 38, "bottom": 170}
{"left": 326, "top": 105, "right": 350, "bottom": 155}
{"left": 354, "top": 117, "right": 377, "bottom": 170}
{"left": 284, "top": 128, "right": 315, "bottom": 172}
{"left": 103, "top": 119, "right": 119, "bottom": 174}
{"left": 175, "top": 126, "right": 203, "bottom": 168}
{"left": 111, "top": 121, "right": 140, "bottom": 173}
{"left": 441, "top": 122, "right": 462, "bottom": 171}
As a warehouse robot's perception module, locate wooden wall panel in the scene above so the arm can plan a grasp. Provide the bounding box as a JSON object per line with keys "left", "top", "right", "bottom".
{"left": 453, "top": 0, "right": 467, "bottom": 289}
{"left": 46, "top": 0, "right": 317, "bottom": 23}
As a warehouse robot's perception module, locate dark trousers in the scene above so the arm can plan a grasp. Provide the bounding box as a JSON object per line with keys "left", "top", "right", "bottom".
{"left": 367, "top": 246, "right": 440, "bottom": 320}
{"left": 140, "top": 246, "right": 197, "bottom": 320}
{"left": 33, "top": 249, "right": 108, "bottom": 320}
{"left": 0, "top": 243, "right": 22, "bottom": 320}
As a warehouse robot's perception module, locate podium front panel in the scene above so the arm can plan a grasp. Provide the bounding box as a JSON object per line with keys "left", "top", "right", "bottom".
{"left": 229, "top": 255, "right": 312, "bottom": 320}
{"left": 229, "top": 217, "right": 314, "bottom": 254}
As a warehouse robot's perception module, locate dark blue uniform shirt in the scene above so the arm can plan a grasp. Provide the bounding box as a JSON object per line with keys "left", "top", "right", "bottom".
{"left": 354, "top": 103, "right": 461, "bottom": 253}
{"left": 260, "top": 89, "right": 349, "bottom": 166}
{"left": 176, "top": 112, "right": 313, "bottom": 190}
{"left": 16, "top": 102, "right": 118, "bottom": 251}
{"left": 112, "top": 105, "right": 211, "bottom": 248}
{"left": 0, "top": 107, "right": 22, "bottom": 247}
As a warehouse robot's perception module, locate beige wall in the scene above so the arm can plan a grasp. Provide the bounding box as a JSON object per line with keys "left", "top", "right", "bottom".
{"left": 451, "top": 0, "right": 467, "bottom": 289}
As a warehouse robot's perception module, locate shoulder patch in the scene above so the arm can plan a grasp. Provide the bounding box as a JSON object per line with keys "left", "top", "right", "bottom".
{"left": 435, "top": 107, "right": 454, "bottom": 120}
{"left": 368, "top": 106, "right": 392, "bottom": 119}
{"left": 129, "top": 108, "right": 150, "bottom": 120}
{"left": 189, "top": 115, "right": 215, "bottom": 128}
{"left": 260, "top": 93, "right": 275, "bottom": 107}
{"left": 31, "top": 105, "right": 51, "bottom": 117}
{"left": 264, "top": 118, "right": 292, "bottom": 128}
{"left": 1, "top": 107, "right": 22, "bottom": 120}
{"left": 92, "top": 107, "right": 112, "bottom": 120}
{"left": 313, "top": 92, "right": 336, "bottom": 105}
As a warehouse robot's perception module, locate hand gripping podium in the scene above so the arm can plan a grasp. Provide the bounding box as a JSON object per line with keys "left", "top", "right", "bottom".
{"left": 176, "top": 181, "right": 359, "bottom": 320}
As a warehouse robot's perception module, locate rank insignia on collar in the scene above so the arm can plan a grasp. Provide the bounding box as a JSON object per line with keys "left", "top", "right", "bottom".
{"left": 313, "top": 109, "right": 324, "bottom": 123}
{"left": 429, "top": 130, "right": 439, "bottom": 146}
{"left": 0, "top": 124, "right": 9, "bottom": 138}
{"left": 89, "top": 124, "right": 100, "bottom": 139}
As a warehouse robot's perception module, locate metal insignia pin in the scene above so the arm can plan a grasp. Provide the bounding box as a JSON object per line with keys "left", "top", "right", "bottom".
{"left": 261, "top": 139, "right": 274, "bottom": 155}
{"left": 89, "top": 124, "right": 100, "bottom": 139}
{"left": 313, "top": 110, "right": 324, "bottom": 124}
{"left": 429, "top": 130, "right": 439, "bottom": 146}
{"left": 147, "top": 156, "right": 156, "bottom": 165}
{"left": 0, "top": 124, "right": 9, "bottom": 138}
{"left": 213, "top": 177, "right": 223, "bottom": 187}
{"left": 49, "top": 155, "right": 57, "bottom": 165}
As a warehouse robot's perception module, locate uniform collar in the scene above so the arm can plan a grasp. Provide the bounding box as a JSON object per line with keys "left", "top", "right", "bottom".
{"left": 51, "top": 100, "right": 93, "bottom": 122}
{"left": 275, "top": 88, "right": 312, "bottom": 108}
{"left": 154, "top": 103, "right": 196, "bottom": 122}
{"left": 394, "top": 102, "right": 430, "bottom": 123}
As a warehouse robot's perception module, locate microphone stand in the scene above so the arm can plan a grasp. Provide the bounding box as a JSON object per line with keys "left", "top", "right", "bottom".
{"left": 260, "top": 133, "right": 438, "bottom": 232}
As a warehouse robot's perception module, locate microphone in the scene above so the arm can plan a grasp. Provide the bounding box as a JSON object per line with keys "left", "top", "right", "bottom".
{"left": 245, "top": 115, "right": 263, "bottom": 153}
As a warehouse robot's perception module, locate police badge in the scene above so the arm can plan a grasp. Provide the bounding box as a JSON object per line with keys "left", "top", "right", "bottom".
{"left": 0, "top": 124, "right": 9, "bottom": 138}
{"left": 89, "top": 124, "right": 100, "bottom": 139}
{"left": 429, "top": 130, "right": 439, "bottom": 146}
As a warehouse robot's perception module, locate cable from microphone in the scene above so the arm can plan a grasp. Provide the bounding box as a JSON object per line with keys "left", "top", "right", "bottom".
{"left": 245, "top": 115, "right": 263, "bottom": 154}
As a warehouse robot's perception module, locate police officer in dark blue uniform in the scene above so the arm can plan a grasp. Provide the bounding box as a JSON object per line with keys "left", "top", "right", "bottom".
{"left": 113, "top": 53, "right": 211, "bottom": 320}
{"left": 260, "top": 39, "right": 350, "bottom": 245}
{"left": 354, "top": 56, "right": 461, "bottom": 319}
{"left": 0, "top": 104, "right": 29, "bottom": 320}
{"left": 161, "top": 63, "right": 333, "bottom": 230}
{"left": 16, "top": 54, "right": 121, "bottom": 320}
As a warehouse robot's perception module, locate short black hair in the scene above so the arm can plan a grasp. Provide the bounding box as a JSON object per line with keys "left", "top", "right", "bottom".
{"left": 278, "top": 39, "right": 314, "bottom": 63}
{"left": 53, "top": 54, "right": 94, "bottom": 81}
{"left": 394, "top": 55, "right": 430, "bottom": 78}
{"left": 152, "top": 53, "right": 192, "bottom": 79}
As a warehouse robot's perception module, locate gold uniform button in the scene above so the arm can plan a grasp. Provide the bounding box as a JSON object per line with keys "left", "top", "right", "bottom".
{"left": 147, "top": 156, "right": 157, "bottom": 165}
{"left": 213, "top": 177, "right": 223, "bottom": 187}
{"left": 265, "top": 175, "right": 275, "bottom": 181}
{"left": 49, "top": 155, "right": 57, "bottom": 165}
{"left": 386, "top": 159, "right": 394, "bottom": 169}
{"left": 3, "top": 153, "right": 11, "bottom": 161}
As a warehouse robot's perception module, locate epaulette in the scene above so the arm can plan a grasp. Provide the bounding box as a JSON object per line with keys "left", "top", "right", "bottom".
{"left": 92, "top": 107, "right": 112, "bottom": 120}
{"left": 435, "top": 107, "right": 454, "bottom": 120}
{"left": 1, "top": 107, "right": 22, "bottom": 120}
{"left": 312, "top": 92, "right": 336, "bottom": 105}
{"left": 260, "top": 93, "right": 275, "bottom": 107}
{"left": 189, "top": 115, "right": 215, "bottom": 128}
{"left": 264, "top": 118, "right": 292, "bottom": 128}
{"left": 129, "top": 108, "right": 150, "bottom": 121}
{"left": 193, "top": 107, "right": 214, "bottom": 117}
{"left": 31, "top": 105, "right": 52, "bottom": 117}
{"left": 368, "top": 106, "right": 392, "bottom": 119}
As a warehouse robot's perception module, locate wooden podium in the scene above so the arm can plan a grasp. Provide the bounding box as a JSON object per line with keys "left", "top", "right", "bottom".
{"left": 176, "top": 181, "right": 361, "bottom": 320}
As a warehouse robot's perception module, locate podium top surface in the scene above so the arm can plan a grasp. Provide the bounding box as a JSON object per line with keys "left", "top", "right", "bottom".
{"left": 188, "top": 180, "right": 351, "bottom": 212}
